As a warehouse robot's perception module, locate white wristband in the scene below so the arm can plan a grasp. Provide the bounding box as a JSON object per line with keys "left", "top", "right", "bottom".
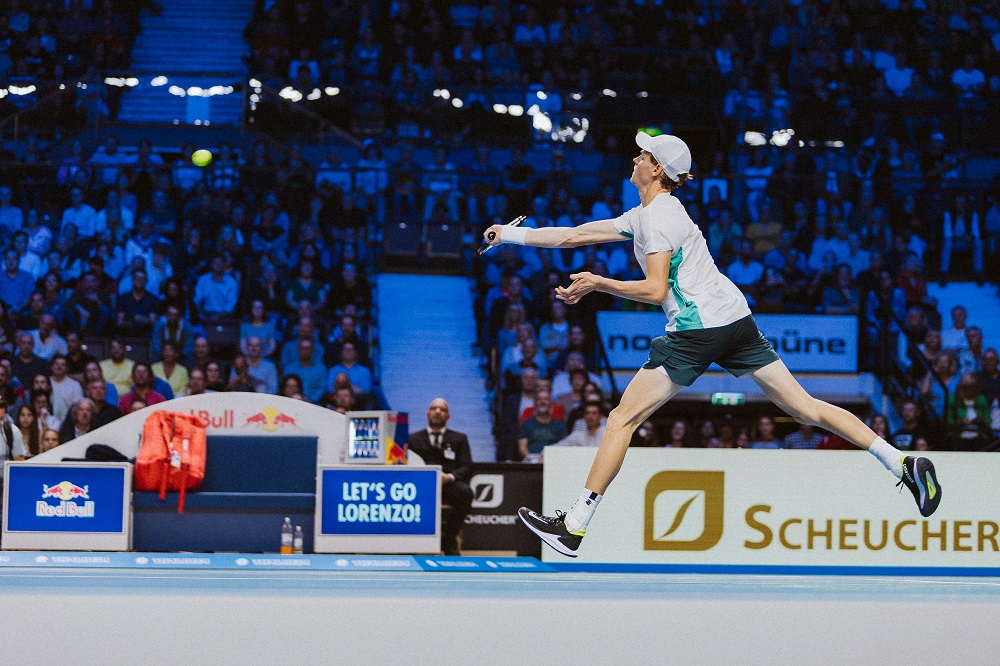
{"left": 501, "top": 226, "right": 529, "bottom": 245}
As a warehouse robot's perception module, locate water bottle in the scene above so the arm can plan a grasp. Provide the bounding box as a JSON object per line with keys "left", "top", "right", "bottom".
{"left": 293, "top": 526, "right": 304, "bottom": 555}
{"left": 280, "top": 517, "right": 293, "bottom": 554}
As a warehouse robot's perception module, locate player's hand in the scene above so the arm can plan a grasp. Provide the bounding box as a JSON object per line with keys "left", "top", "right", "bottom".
{"left": 556, "top": 272, "right": 600, "bottom": 304}
{"left": 483, "top": 224, "right": 504, "bottom": 249}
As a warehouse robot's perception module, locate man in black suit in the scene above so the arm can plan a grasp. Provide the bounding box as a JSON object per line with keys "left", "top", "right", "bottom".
{"left": 408, "top": 398, "right": 473, "bottom": 556}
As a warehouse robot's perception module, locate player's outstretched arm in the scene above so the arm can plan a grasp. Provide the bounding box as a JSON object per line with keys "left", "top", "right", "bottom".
{"left": 556, "top": 250, "right": 671, "bottom": 306}
{"left": 483, "top": 219, "right": 623, "bottom": 250}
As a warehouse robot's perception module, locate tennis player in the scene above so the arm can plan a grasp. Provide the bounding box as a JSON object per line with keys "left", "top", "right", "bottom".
{"left": 483, "top": 132, "right": 942, "bottom": 558}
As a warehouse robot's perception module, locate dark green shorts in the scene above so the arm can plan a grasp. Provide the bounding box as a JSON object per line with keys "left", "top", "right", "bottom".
{"left": 642, "top": 315, "right": 780, "bottom": 386}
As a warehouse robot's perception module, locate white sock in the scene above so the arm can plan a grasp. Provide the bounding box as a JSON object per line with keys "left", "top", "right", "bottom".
{"left": 869, "top": 437, "right": 904, "bottom": 478}
{"left": 565, "top": 489, "right": 602, "bottom": 534}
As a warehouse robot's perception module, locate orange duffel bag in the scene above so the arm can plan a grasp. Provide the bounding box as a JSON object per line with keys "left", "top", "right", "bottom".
{"left": 135, "top": 411, "right": 207, "bottom": 513}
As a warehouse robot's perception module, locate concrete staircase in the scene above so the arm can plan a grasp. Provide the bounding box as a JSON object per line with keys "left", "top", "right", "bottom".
{"left": 377, "top": 274, "right": 495, "bottom": 462}
{"left": 118, "top": 0, "right": 254, "bottom": 125}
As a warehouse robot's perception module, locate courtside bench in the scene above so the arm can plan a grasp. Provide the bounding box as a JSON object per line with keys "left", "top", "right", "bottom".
{"left": 132, "top": 435, "right": 317, "bottom": 553}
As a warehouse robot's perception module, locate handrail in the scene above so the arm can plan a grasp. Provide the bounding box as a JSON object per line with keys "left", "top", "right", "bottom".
{"left": 870, "top": 290, "right": 951, "bottom": 434}
{"left": 594, "top": 324, "right": 621, "bottom": 403}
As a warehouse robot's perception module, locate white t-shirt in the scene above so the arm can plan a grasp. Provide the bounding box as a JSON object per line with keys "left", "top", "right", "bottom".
{"left": 612, "top": 193, "right": 751, "bottom": 331}
{"left": 50, "top": 376, "right": 84, "bottom": 424}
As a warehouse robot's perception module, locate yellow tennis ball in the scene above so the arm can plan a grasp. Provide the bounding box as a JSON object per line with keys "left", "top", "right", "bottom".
{"left": 192, "top": 149, "right": 213, "bottom": 167}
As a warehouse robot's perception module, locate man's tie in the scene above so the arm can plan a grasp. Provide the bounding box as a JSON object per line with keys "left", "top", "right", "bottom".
{"left": 433, "top": 432, "right": 441, "bottom": 449}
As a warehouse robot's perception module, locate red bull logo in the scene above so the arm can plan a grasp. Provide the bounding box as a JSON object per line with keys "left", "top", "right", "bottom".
{"left": 386, "top": 438, "right": 408, "bottom": 465}
{"left": 243, "top": 407, "right": 298, "bottom": 432}
{"left": 41, "top": 481, "right": 89, "bottom": 501}
{"left": 37, "top": 481, "right": 95, "bottom": 518}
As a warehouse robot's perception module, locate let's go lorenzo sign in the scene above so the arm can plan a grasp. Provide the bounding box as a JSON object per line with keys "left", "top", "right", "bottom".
{"left": 598, "top": 313, "right": 858, "bottom": 373}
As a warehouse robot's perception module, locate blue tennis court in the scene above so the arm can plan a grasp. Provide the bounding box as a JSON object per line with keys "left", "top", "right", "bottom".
{"left": 3, "top": 558, "right": 997, "bottom": 664}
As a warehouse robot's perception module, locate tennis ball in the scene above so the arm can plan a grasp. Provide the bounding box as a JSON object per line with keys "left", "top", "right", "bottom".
{"left": 192, "top": 149, "right": 213, "bottom": 167}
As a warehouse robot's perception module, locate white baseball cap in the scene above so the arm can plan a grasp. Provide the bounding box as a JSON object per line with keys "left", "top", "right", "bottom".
{"left": 635, "top": 132, "right": 692, "bottom": 180}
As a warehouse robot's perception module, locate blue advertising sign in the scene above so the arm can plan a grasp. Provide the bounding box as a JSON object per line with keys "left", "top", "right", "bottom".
{"left": 5, "top": 466, "right": 126, "bottom": 533}
{"left": 320, "top": 468, "right": 437, "bottom": 536}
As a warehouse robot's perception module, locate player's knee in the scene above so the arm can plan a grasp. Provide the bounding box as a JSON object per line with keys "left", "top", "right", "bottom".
{"left": 607, "top": 407, "right": 640, "bottom": 432}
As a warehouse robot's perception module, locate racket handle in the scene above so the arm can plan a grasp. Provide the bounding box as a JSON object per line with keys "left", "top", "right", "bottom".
{"left": 487, "top": 230, "right": 497, "bottom": 242}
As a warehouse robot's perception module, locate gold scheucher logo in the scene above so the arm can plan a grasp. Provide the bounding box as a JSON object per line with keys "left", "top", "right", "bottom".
{"left": 644, "top": 471, "right": 725, "bottom": 550}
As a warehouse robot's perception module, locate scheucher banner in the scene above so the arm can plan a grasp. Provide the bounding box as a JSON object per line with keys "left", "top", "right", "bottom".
{"left": 542, "top": 448, "right": 1000, "bottom": 570}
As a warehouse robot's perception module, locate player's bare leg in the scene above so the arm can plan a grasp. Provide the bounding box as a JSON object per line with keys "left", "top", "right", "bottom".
{"left": 748, "top": 359, "right": 878, "bottom": 448}
{"left": 518, "top": 367, "right": 682, "bottom": 557}
{"left": 584, "top": 367, "right": 683, "bottom": 494}
{"left": 750, "top": 359, "right": 941, "bottom": 516}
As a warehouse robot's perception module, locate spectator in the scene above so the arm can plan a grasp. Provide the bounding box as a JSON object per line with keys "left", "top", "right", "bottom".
{"left": 745, "top": 202, "right": 783, "bottom": 256}
{"left": 976, "top": 348, "right": 1000, "bottom": 409}
{"left": 152, "top": 341, "right": 189, "bottom": 398}
{"left": 726, "top": 239, "right": 764, "bottom": 304}
{"left": 421, "top": 145, "right": 461, "bottom": 222}
{"left": 283, "top": 338, "right": 327, "bottom": 403}
{"left": 946, "top": 373, "right": 991, "bottom": 450}
{"left": 697, "top": 420, "right": 721, "bottom": 448}
{"left": 517, "top": 390, "right": 568, "bottom": 461}
{"left": 749, "top": 416, "right": 780, "bottom": 449}
{"left": 951, "top": 54, "right": 986, "bottom": 96}
{"left": 30, "top": 314, "right": 68, "bottom": 360}
{"left": 285, "top": 260, "right": 328, "bottom": 313}
{"left": 49, "top": 355, "right": 83, "bottom": 424}
{"left": 100, "top": 338, "right": 135, "bottom": 397}
{"left": 408, "top": 399, "right": 473, "bottom": 556}
{"left": 87, "top": 136, "right": 131, "bottom": 188}
{"left": 783, "top": 422, "right": 821, "bottom": 449}
{"left": 241, "top": 336, "right": 278, "bottom": 395}
{"left": 329, "top": 386, "right": 355, "bottom": 414}
{"left": 554, "top": 401, "right": 605, "bottom": 448}
{"left": 0, "top": 249, "right": 35, "bottom": 312}
{"left": 958, "top": 327, "right": 985, "bottom": 376}
{"left": 239, "top": 299, "right": 279, "bottom": 360}
{"left": 14, "top": 404, "right": 40, "bottom": 458}
{"left": 0, "top": 399, "right": 25, "bottom": 461}
{"left": 56, "top": 397, "right": 92, "bottom": 445}
{"left": 0, "top": 185, "right": 23, "bottom": 234}
{"left": 194, "top": 255, "right": 240, "bottom": 322}
{"left": 151, "top": 304, "right": 195, "bottom": 361}
{"left": 11, "top": 332, "right": 48, "bottom": 388}
{"left": 279, "top": 374, "right": 304, "bottom": 400}
{"left": 666, "top": 420, "right": 687, "bottom": 448}
{"left": 538, "top": 301, "right": 570, "bottom": 365}
{"left": 31, "top": 392, "right": 61, "bottom": 434}
{"left": 61, "top": 187, "right": 98, "bottom": 238}
{"left": 115, "top": 267, "right": 161, "bottom": 336}
{"left": 326, "top": 341, "right": 372, "bottom": 398}
{"left": 118, "top": 363, "right": 166, "bottom": 414}
{"left": 630, "top": 419, "right": 662, "bottom": 447}
{"left": 941, "top": 305, "right": 971, "bottom": 352}
{"left": 84, "top": 360, "right": 118, "bottom": 407}
{"left": 868, "top": 413, "right": 891, "bottom": 441}
{"left": 821, "top": 264, "right": 861, "bottom": 315}
{"left": 920, "top": 353, "right": 959, "bottom": 417}
{"left": 940, "top": 195, "right": 983, "bottom": 284}
{"left": 86, "top": 378, "right": 121, "bottom": 429}
{"left": 891, "top": 400, "right": 926, "bottom": 452}
{"left": 184, "top": 368, "right": 212, "bottom": 396}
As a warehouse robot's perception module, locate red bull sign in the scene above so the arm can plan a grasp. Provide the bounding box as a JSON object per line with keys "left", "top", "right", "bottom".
{"left": 244, "top": 407, "right": 299, "bottom": 432}
{"left": 37, "top": 481, "right": 95, "bottom": 518}
{"left": 5, "top": 464, "right": 130, "bottom": 547}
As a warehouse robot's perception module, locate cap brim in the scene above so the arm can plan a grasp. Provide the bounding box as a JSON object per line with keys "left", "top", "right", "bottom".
{"left": 635, "top": 132, "right": 655, "bottom": 152}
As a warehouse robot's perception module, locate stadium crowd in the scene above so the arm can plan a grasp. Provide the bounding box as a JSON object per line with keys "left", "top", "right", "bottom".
{"left": 2, "top": 0, "right": 1000, "bottom": 461}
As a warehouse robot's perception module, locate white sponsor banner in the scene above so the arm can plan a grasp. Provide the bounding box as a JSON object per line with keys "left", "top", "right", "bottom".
{"left": 543, "top": 448, "right": 999, "bottom": 568}
{"left": 598, "top": 312, "right": 859, "bottom": 372}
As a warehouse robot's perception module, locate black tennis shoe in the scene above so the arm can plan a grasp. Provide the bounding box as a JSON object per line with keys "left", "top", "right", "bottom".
{"left": 518, "top": 507, "right": 583, "bottom": 557}
{"left": 897, "top": 456, "right": 942, "bottom": 517}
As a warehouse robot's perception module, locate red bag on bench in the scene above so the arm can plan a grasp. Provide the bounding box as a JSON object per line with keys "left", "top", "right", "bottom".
{"left": 135, "top": 411, "right": 207, "bottom": 513}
